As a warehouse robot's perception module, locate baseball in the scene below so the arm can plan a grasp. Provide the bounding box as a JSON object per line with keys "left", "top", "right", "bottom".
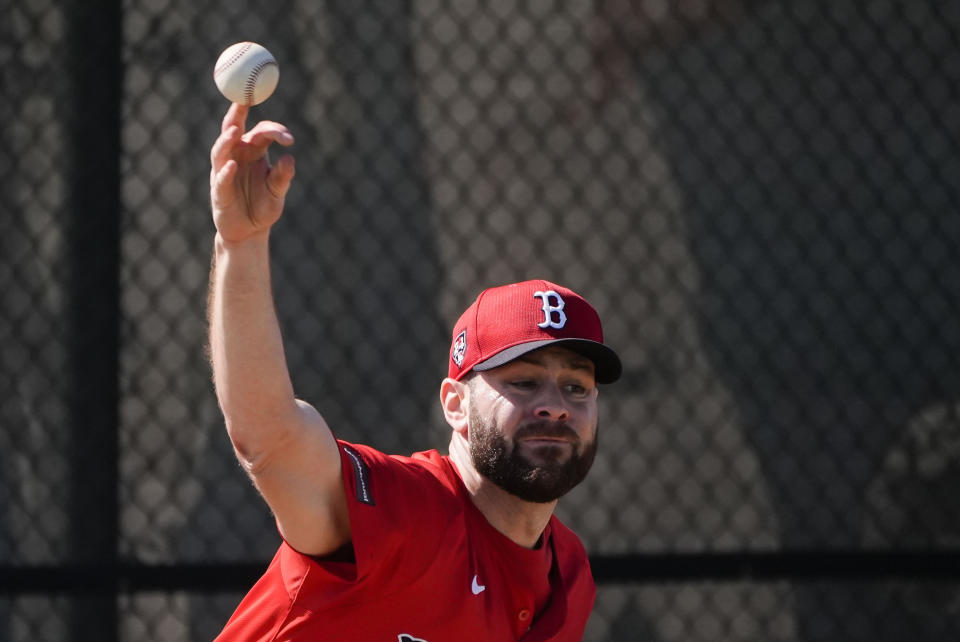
{"left": 213, "top": 42, "right": 279, "bottom": 106}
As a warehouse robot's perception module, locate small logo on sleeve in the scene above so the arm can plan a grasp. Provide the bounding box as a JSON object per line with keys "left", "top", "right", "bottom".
{"left": 398, "top": 635, "right": 428, "bottom": 642}
{"left": 342, "top": 444, "right": 375, "bottom": 506}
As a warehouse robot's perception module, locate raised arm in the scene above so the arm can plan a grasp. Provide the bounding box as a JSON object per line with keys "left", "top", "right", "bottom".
{"left": 208, "top": 103, "right": 350, "bottom": 556}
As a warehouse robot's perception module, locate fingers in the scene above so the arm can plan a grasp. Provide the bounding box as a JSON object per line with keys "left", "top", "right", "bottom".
{"left": 211, "top": 124, "right": 242, "bottom": 171}
{"left": 210, "top": 106, "right": 295, "bottom": 206}
{"left": 210, "top": 157, "right": 238, "bottom": 208}
{"left": 211, "top": 119, "right": 294, "bottom": 173}
{"left": 242, "top": 121, "right": 295, "bottom": 154}
{"left": 221, "top": 103, "right": 249, "bottom": 135}
{"left": 213, "top": 159, "right": 237, "bottom": 190}
{"left": 266, "top": 154, "right": 296, "bottom": 200}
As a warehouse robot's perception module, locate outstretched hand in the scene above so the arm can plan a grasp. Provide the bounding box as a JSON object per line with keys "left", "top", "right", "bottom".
{"left": 210, "top": 103, "right": 296, "bottom": 243}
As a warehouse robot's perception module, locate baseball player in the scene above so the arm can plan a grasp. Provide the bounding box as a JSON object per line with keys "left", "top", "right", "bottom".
{"left": 209, "top": 103, "right": 622, "bottom": 640}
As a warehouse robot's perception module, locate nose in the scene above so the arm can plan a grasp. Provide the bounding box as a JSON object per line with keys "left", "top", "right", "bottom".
{"left": 534, "top": 385, "right": 569, "bottom": 421}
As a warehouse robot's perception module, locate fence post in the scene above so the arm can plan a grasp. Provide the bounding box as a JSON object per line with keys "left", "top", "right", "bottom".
{"left": 65, "top": 0, "right": 122, "bottom": 639}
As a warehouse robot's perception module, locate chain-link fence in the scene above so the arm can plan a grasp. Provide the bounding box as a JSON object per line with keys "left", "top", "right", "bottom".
{"left": 3, "top": 0, "right": 960, "bottom": 640}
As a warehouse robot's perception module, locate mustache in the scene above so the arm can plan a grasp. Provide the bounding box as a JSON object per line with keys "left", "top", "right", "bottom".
{"left": 514, "top": 421, "right": 579, "bottom": 441}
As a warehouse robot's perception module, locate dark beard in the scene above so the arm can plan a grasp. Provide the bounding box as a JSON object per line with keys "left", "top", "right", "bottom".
{"left": 468, "top": 411, "right": 597, "bottom": 503}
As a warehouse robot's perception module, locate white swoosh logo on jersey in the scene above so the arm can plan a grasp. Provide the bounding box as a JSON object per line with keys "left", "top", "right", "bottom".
{"left": 471, "top": 575, "right": 486, "bottom": 595}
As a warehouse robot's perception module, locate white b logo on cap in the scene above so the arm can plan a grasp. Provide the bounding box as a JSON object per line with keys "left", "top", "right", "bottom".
{"left": 533, "top": 290, "right": 567, "bottom": 329}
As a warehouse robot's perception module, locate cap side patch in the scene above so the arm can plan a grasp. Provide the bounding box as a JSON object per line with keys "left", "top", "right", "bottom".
{"left": 451, "top": 329, "right": 467, "bottom": 368}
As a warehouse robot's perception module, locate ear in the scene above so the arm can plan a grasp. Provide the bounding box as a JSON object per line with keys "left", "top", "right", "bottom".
{"left": 439, "top": 377, "right": 470, "bottom": 438}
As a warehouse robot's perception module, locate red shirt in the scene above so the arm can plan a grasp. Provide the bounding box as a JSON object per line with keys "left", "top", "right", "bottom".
{"left": 216, "top": 441, "right": 596, "bottom": 641}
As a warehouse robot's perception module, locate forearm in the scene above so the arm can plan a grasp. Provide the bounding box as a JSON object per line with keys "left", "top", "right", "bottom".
{"left": 208, "top": 231, "right": 299, "bottom": 463}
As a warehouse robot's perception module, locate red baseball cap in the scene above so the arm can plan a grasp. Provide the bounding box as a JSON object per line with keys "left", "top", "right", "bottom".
{"left": 448, "top": 280, "right": 622, "bottom": 384}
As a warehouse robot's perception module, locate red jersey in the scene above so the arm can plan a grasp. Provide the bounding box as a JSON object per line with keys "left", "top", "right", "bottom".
{"left": 216, "top": 441, "right": 596, "bottom": 641}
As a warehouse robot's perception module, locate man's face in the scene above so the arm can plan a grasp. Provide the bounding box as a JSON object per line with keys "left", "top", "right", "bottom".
{"left": 466, "top": 345, "right": 600, "bottom": 503}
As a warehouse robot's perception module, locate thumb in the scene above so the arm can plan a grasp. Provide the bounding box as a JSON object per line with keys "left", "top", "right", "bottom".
{"left": 267, "top": 154, "right": 296, "bottom": 201}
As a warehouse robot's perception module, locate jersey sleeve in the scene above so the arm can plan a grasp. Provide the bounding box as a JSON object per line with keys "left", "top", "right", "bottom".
{"left": 275, "top": 441, "right": 460, "bottom": 613}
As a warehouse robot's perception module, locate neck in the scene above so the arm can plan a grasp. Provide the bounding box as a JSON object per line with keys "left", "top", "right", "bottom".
{"left": 449, "top": 434, "right": 557, "bottom": 549}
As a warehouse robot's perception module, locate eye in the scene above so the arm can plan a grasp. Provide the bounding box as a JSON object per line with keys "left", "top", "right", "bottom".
{"left": 510, "top": 380, "right": 538, "bottom": 391}
{"left": 565, "top": 383, "right": 588, "bottom": 396}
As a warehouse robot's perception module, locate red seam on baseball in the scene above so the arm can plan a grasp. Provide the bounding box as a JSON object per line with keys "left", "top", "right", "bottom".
{"left": 214, "top": 42, "right": 253, "bottom": 77}
{"left": 243, "top": 60, "right": 277, "bottom": 105}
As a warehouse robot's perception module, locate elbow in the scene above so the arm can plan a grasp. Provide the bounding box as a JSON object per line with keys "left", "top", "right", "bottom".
{"left": 223, "top": 413, "right": 299, "bottom": 476}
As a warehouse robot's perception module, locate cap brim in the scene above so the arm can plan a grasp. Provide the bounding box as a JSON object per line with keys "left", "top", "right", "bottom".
{"left": 472, "top": 338, "right": 622, "bottom": 384}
